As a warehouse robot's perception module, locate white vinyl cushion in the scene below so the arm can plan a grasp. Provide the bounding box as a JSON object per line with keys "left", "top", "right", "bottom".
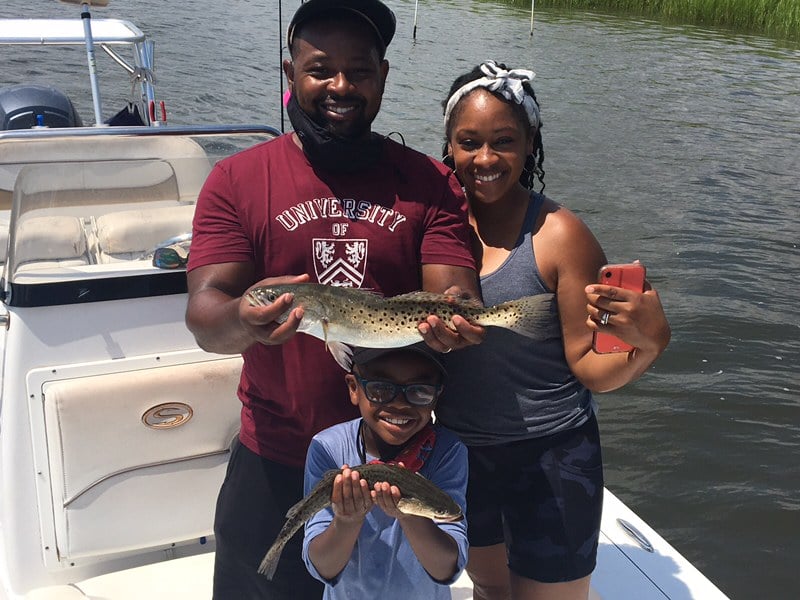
{"left": 14, "top": 215, "right": 87, "bottom": 262}
{"left": 43, "top": 357, "right": 242, "bottom": 559}
{"left": 96, "top": 204, "right": 195, "bottom": 256}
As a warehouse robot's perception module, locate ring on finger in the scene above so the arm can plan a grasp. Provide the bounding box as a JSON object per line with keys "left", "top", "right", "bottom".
{"left": 442, "top": 347, "right": 453, "bottom": 353}
{"left": 599, "top": 311, "right": 611, "bottom": 326}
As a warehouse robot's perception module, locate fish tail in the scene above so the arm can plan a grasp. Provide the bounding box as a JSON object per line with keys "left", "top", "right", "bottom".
{"left": 257, "top": 515, "right": 303, "bottom": 579}
{"left": 484, "top": 293, "right": 559, "bottom": 340}
{"left": 257, "top": 538, "right": 287, "bottom": 579}
{"left": 258, "top": 474, "right": 337, "bottom": 578}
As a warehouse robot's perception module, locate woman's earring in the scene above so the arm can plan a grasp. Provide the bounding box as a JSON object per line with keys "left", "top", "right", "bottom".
{"left": 443, "top": 154, "right": 455, "bottom": 170}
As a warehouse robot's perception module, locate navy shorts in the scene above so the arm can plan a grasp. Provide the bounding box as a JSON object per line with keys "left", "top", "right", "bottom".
{"left": 465, "top": 414, "right": 604, "bottom": 583}
{"left": 213, "top": 438, "right": 324, "bottom": 599}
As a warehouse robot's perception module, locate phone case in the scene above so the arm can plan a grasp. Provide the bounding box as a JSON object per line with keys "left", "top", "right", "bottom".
{"left": 592, "top": 263, "right": 646, "bottom": 354}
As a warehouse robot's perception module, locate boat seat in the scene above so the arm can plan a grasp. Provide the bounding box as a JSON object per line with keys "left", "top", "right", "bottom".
{"left": 13, "top": 215, "right": 89, "bottom": 272}
{"left": 95, "top": 204, "right": 195, "bottom": 263}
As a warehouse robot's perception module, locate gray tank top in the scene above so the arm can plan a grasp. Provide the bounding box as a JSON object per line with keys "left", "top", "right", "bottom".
{"left": 436, "top": 192, "right": 593, "bottom": 446}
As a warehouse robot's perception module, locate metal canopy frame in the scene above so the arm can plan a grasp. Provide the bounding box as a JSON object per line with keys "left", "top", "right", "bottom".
{"left": 0, "top": 18, "right": 156, "bottom": 125}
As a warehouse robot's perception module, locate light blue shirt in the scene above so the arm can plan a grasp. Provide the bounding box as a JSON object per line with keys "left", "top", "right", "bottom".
{"left": 302, "top": 419, "right": 468, "bottom": 599}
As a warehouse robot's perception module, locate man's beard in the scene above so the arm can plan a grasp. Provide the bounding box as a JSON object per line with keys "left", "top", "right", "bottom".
{"left": 310, "top": 99, "right": 371, "bottom": 141}
{"left": 287, "top": 94, "right": 383, "bottom": 173}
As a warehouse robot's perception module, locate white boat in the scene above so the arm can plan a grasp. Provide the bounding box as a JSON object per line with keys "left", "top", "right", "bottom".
{"left": 0, "top": 7, "right": 728, "bottom": 600}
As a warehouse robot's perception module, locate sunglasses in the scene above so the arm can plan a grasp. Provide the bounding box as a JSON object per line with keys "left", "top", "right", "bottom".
{"left": 152, "top": 244, "right": 189, "bottom": 269}
{"left": 354, "top": 376, "right": 442, "bottom": 407}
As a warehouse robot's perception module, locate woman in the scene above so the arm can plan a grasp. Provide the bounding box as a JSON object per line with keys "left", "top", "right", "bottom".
{"left": 435, "top": 61, "right": 671, "bottom": 600}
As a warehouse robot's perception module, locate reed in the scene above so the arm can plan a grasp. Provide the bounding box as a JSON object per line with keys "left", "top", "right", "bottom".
{"left": 505, "top": 0, "right": 800, "bottom": 41}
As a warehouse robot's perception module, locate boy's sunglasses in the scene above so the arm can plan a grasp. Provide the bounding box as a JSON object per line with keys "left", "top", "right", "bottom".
{"left": 354, "top": 376, "right": 442, "bottom": 407}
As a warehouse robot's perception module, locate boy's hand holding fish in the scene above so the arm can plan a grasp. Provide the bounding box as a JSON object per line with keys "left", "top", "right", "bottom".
{"left": 257, "top": 462, "right": 464, "bottom": 579}
{"left": 330, "top": 464, "right": 417, "bottom": 523}
{"left": 371, "top": 479, "right": 408, "bottom": 520}
{"left": 331, "top": 466, "right": 375, "bottom": 524}
{"left": 311, "top": 463, "right": 461, "bottom": 583}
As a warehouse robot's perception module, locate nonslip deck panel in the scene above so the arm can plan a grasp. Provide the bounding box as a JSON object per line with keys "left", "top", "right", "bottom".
{"left": 41, "top": 357, "right": 242, "bottom": 559}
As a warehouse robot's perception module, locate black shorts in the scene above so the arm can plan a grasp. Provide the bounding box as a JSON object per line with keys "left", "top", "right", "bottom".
{"left": 213, "top": 438, "right": 324, "bottom": 600}
{"left": 465, "top": 414, "right": 604, "bottom": 583}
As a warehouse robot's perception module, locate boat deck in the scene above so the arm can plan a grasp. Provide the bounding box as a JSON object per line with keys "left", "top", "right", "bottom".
{"left": 1, "top": 489, "right": 728, "bottom": 600}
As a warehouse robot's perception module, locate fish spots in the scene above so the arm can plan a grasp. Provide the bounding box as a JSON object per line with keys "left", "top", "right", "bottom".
{"left": 245, "top": 283, "right": 556, "bottom": 348}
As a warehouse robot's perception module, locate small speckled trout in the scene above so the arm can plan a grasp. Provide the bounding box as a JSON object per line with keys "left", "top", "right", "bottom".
{"left": 257, "top": 463, "right": 463, "bottom": 579}
{"left": 246, "top": 283, "right": 557, "bottom": 369}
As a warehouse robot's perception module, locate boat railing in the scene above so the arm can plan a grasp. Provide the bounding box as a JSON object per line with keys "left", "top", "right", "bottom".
{"left": 0, "top": 17, "right": 159, "bottom": 126}
{"left": 0, "top": 123, "right": 281, "bottom": 141}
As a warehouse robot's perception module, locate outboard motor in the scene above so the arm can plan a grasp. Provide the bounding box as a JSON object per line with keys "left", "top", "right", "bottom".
{"left": 0, "top": 84, "right": 83, "bottom": 130}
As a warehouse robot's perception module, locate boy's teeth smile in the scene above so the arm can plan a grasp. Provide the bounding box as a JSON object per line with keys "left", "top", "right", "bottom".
{"left": 475, "top": 172, "right": 501, "bottom": 183}
{"left": 382, "top": 416, "right": 412, "bottom": 426}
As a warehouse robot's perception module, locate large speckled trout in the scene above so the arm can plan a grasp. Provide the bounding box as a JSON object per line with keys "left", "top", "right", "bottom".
{"left": 246, "top": 283, "right": 557, "bottom": 369}
{"left": 257, "top": 463, "right": 463, "bottom": 579}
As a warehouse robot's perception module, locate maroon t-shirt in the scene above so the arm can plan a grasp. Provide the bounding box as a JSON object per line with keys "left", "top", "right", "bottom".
{"left": 188, "top": 134, "right": 474, "bottom": 467}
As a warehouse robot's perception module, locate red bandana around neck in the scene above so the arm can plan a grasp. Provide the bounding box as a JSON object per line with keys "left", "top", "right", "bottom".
{"left": 367, "top": 423, "right": 436, "bottom": 473}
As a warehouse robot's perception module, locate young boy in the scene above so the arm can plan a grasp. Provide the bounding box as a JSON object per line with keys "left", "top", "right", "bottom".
{"left": 302, "top": 343, "right": 468, "bottom": 599}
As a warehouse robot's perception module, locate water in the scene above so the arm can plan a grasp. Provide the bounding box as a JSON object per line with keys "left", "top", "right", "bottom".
{"left": 2, "top": 1, "right": 799, "bottom": 598}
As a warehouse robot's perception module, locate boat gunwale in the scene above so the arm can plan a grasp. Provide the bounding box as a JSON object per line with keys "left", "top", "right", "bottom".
{"left": 0, "top": 123, "right": 281, "bottom": 142}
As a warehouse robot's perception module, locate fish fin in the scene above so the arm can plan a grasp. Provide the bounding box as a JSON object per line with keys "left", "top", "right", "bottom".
{"left": 493, "top": 293, "right": 560, "bottom": 340}
{"left": 283, "top": 496, "right": 306, "bottom": 520}
{"left": 327, "top": 341, "right": 353, "bottom": 371}
{"left": 392, "top": 291, "right": 484, "bottom": 309}
{"left": 283, "top": 470, "right": 337, "bottom": 520}
{"left": 457, "top": 297, "right": 485, "bottom": 309}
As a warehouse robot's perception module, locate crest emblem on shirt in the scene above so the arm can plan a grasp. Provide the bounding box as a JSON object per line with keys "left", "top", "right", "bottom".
{"left": 313, "top": 238, "right": 367, "bottom": 287}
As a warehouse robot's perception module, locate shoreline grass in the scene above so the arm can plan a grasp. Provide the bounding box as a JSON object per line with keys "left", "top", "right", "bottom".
{"left": 504, "top": 0, "right": 800, "bottom": 42}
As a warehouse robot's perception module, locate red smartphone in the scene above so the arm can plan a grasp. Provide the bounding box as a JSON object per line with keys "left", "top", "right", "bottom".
{"left": 592, "top": 263, "right": 646, "bottom": 354}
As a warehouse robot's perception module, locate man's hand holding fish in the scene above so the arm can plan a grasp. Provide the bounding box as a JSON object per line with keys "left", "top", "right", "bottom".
{"left": 244, "top": 281, "right": 536, "bottom": 370}
{"left": 417, "top": 284, "right": 485, "bottom": 353}
{"left": 238, "top": 274, "right": 311, "bottom": 348}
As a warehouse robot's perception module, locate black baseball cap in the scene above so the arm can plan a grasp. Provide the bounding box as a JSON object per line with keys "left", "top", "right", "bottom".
{"left": 287, "top": 0, "right": 397, "bottom": 58}
{"left": 350, "top": 342, "right": 447, "bottom": 375}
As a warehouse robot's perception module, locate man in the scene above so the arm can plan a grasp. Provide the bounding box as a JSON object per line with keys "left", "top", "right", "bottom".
{"left": 185, "top": 0, "right": 482, "bottom": 597}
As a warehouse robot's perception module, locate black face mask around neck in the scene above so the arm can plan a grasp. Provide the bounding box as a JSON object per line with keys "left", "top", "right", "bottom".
{"left": 286, "top": 94, "right": 384, "bottom": 173}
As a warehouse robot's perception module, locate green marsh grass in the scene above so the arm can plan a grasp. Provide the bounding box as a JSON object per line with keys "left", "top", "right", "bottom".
{"left": 505, "top": 0, "right": 800, "bottom": 41}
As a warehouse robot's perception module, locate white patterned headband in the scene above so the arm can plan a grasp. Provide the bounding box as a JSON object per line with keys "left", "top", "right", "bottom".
{"left": 444, "top": 60, "right": 540, "bottom": 131}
